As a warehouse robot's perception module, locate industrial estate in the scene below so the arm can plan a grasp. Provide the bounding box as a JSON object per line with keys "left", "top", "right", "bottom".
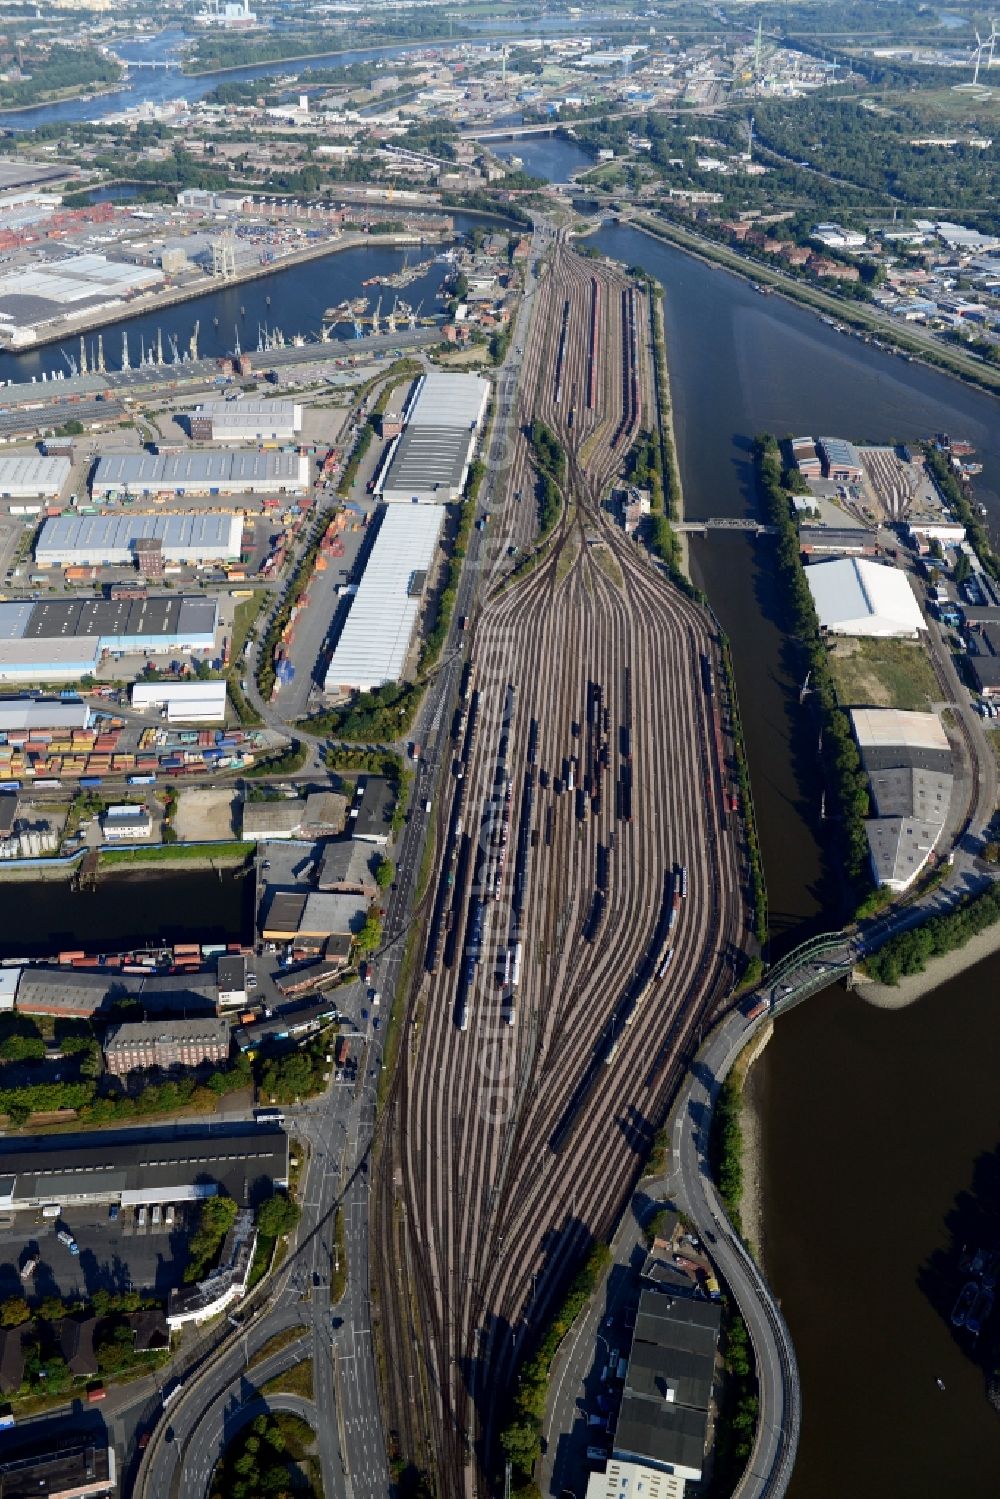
{"left": 0, "top": 2, "right": 999, "bottom": 1499}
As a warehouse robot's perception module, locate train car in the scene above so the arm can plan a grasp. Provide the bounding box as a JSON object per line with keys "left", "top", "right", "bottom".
{"left": 678, "top": 864, "right": 689, "bottom": 899}
{"left": 128, "top": 773, "right": 157, "bottom": 785}
{"left": 701, "top": 654, "right": 715, "bottom": 696}
{"left": 510, "top": 940, "right": 522, "bottom": 989}
{"left": 657, "top": 947, "right": 675, "bottom": 980}
{"left": 32, "top": 778, "right": 61, "bottom": 790}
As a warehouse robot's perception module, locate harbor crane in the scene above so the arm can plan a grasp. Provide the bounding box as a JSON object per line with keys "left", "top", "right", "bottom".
{"left": 189, "top": 320, "right": 199, "bottom": 361}
{"left": 61, "top": 349, "right": 78, "bottom": 378}
{"left": 121, "top": 332, "right": 130, "bottom": 371}
{"left": 79, "top": 336, "right": 88, "bottom": 376}
{"left": 386, "top": 297, "right": 399, "bottom": 335}
{"left": 370, "top": 296, "right": 382, "bottom": 337}
{"left": 168, "top": 334, "right": 180, "bottom": 363}
{"left": 408, "top": 299, "right": 423, "bottom": 330}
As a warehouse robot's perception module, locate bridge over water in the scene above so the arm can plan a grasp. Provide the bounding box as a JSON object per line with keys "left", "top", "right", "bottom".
{"left": 674, "top": 517, "right": 779, "bottom": 536}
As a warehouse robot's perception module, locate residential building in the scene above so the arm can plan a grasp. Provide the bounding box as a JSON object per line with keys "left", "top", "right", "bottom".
{"left": 100, "top": 804, "right": 153, "bottom": 842}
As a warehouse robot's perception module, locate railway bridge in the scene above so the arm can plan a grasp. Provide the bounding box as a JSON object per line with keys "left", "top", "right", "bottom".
{"left": 674, "top": 517, "right": 779, "bottom": 537}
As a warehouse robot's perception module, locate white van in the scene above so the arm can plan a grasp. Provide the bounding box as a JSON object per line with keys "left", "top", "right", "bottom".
{"left": 164, "top": 1205, "right": 175, "bottom": 1227}
{"left": 137, "top": 1206, "right": 147, "bottom": 1228}
{"left": 151, "top": 1205, "right": 161, "bottom": 1227}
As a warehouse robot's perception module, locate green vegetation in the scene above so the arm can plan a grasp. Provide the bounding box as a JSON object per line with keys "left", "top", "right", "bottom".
{"left": 528, "top": 420, "right": 565, "bottom": 537}
{"left": 257, "top": 1036, "right": 330, "bottom": 1104}
{"left": 257, "top": 1190, "right": 301, "bottom": 1241}
{"left": 310, "top": 680, "right": 423, "bottom": 743}
{"left": 208, "top": 1410, "right": 318, "bottom": 1499}
{"left": 719, "top": 638, "right": 768, "bottom": 946}
{"left": 826, "top": 636, "right": 940, "bottom": 712}
{"left": 337, "top": 419, "right": 375, "bottom": 500}
{"left": 260, "top": 1357, "right": 314, "bottom": 1401}
{"left": 355, "top": 910, "right": 383, "bottom": 955}
{"left": 227, "top": 591, "right": 267, "bottom": 727}
{"left": 249, "top": 1327, "right": 303, "bottom": 1370}
{"left": 712, "top": 1307, "right": 759, "bottom": 1495}
{"left": 98, "top": 841, "right": 253, "bottom": 866}
{"left": 756, "top": 435, "right": 871, "bottom": 894}
{"left": 242, "top": 738, "right": 309, "bottom": 779}
{"left": 863, "top": 882, "right": 1000, "bottom": 985}
{"left": 331, "top": 1206, "right": 347, "bottom": 1304}
{"left": 710, "top": 1077, "right": 743, "bottom": 1235}
{"left": 375, "top": 857, "right": 394, "bottom": 889}
{"left": 499, "top": 1241, "right": 612, "bottom": 1488}
{"left": 185, "top": 1196, "right": 239, "bottom": 1284}
{"left": 0, "top": 45, "right": 120, "bottom": 108}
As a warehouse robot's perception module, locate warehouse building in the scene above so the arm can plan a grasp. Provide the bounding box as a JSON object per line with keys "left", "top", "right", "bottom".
{"left": 0, "top": 251, "right": 163, "bottom": 348}
{"left": 0, "top": 1124, "right": 288, "bottom": 1213}
{"left": 103, "top": 1017, "right": 230, "bottom": 1077}
{"left": 376, "top": 424, "right": 477, "bottom": 503}
{"left": 799, "top": 526, "right": 879, "bottom": 557}
{"left": 0, "top": 453, "right": 71, "bottom": 502}
{"left": 612, "top": 1292, "right": 721, "bottom": 1484}
{"left": 0, "top": 595, "right": 218, "bottom": 683}
{"left": 790, "top": 435, "right": 823, "bottom": 479}
{"left": 36, "top": 512, "right": 244, "bottom": 568}
{"left": 240, "top": 792, "right": 347, "bottom": 840}
{"left": 586, "top": 1461, "right": 685, "bottom": 1499}
{"left": 188, "top": 399, "right": 303, "bottom": 443}
{"left": 806, "top": 558, "right": 925, "bottom": 638}
{"left": 131, "top": 679, "right": 228, "bottom": 724}
{"left": 851, "top": 708, "right": 954, "bottom": 890}
{"left": 818, "top": 436, "right": 863, "bottom": 483}
{"left": 15, "top": 967, "right": 219, "bottom": 1019}
{"left": 324, "top": 504, "right": 444, "bottom": 692}
{"left": 0, "top": 695, "right": 90, "bottom": 734}
{"left": 405, "top": 371, "right": 489, "bottom": 430}
{"left": 0, "top": 1436, "right": 116, "bottom": 1499}
{"left": 317, "top": 838, "right": 380, "bottom": 896}
{"left": 91, "top": 450, "right": 309, "bottom": 501}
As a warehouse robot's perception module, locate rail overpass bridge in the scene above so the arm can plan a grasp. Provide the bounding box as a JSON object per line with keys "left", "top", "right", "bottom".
{"left": 674, "top": 517, "right": 779, "bottom": 537}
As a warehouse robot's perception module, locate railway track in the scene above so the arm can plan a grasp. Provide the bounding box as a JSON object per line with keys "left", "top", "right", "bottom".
{"left": 372, "top": 241, "right": 748, "bottom": 1496}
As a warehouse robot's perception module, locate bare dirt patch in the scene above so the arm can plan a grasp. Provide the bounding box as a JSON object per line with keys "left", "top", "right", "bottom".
{"left": 173, "top": 787, "right": 237, "bottom": 843}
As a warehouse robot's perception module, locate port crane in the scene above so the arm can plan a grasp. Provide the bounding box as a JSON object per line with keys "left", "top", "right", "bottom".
{"left": 189, "top": 320, "right": 199, "bottom": 361}
{"left": 61, "top": 349, "right": 78, "bottom": 378}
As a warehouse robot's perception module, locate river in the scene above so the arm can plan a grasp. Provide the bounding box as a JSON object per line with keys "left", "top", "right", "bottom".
{"left": 591, "top": 222, "right": 1000, "bottom": 1494}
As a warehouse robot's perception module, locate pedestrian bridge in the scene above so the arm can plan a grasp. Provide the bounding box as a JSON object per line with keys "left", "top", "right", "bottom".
{"left": 674, "top": 517, "right": 779, "bottom": 536}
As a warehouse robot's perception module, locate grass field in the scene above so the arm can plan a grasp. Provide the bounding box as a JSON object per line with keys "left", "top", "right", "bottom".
{"left": 99, "top": 840, "right": 254, "bottom": 867}
{"left": 260, "top": 1358, "right": 314, "bottom": 1401}
{"left": 826, "top": 637, "right": 940, "bottom": 711}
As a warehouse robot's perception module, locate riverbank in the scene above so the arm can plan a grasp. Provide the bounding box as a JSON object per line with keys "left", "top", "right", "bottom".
{"left": 0, "top": 76, "right": 124, "bottom": 116}
{"left": 730, "top": 1021, "right": 772, "bottom": 1265}
{"left": 854, "top": 914, "right": 1000, "bottom": 1008}
{"left": 9, "top": 228, "right": 448, "bottom": 354}
{"left": 628, "top": 212, "right": 1000, "bottom": 402}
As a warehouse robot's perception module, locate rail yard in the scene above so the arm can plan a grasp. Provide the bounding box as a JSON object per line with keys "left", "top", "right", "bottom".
{"left": 372, "top": 242, "right": 749, "bottom": 1493}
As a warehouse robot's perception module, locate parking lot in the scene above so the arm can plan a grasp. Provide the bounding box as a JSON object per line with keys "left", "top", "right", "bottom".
{"left": 0, "top": 1200, "right": 199, "bottom": 1302}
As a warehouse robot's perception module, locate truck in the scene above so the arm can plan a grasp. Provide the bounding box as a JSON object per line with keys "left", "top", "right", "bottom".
{"left": 335, "top": 1037, "right": 349, "bottom": 1067}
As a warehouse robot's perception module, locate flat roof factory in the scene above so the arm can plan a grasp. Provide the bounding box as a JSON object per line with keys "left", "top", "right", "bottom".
{"left": 376, "top": 424, "right": 477, "bottom": 504}
{"left": 0, "top": 695, "right": 90, "bottom": 733}
{"left": 405, "top": 371, "right": 490, "bottom": 429}
{"left": 131, "top": 678, "right": 228, "bottom": 723}
{"left": 0, "top": 595, "right": 217, "bottom": 682}
{"left": 0, "top": 252, "right": 163, "bottom": 347}
{"left": 188, "top": 398, "right": 303, "bottom": 442}
{"left": 806, "top": 557, "right": 926, "bottom": 638}
{"left": 0, "top": 1123, "right": 289, "bottom": 1212}
{"left": 851, "top": 707, "right": 954, "bottom": 889}
{"left": 0, "top": 454, "right": 71, "bottom": 500}
{"left": 0, "top": 1435, "right": 116, "bottom": 1499}
{"left": 92, "top": 449, "right": 309, "bottom": 500}
{"left": 35, "top": 512, "right": 244, "bottom": 568}
{"left": 324, "top": 504, "right": 444, "bottom": 692}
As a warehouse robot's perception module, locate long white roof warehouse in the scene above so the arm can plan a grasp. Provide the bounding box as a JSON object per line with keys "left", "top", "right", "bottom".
{"left": 324, "top": 505, "right": 444, "bottom": 693}
{"left": 35, "top": 512, "right": 244, "bottom": 567}
{"left": 405, "top": 372, "right": 490, "bottom": 429}
{"left": 0, "top": 454, "right": 71, "bottom": 500}
{"left": 92, "top": 450, "right": 308, "bottom": 500}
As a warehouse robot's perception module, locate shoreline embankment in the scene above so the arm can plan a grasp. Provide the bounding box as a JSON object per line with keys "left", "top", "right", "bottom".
{"left": 853, "top": 918, "right": 1000, "bottom": 1009}
{"left": 733, "top": 1019, "right": 772, "bottom": 1268}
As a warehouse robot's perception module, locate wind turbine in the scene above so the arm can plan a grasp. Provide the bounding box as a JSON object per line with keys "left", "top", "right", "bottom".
{"left": 972, "top": 29, "right": 988, "bottom": 85}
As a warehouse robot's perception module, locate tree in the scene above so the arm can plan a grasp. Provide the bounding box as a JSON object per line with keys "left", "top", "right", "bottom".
{"left": 1, "top": 1296, "right": 30, "bottom": 1326}
{"left": 375, "top": 858, "right": 393, "bottom": 890}
{"left": 185, "top": 1196, "right": 238, "bottom": 1282}
{"left": 257, "top": 1192, "right": 301, "bottom": 1239}
{"left": 355, "top": 911, "right": 382, "bottom": 955}
{"left": 954, "top": 552, "right": 972, "bottom": 584}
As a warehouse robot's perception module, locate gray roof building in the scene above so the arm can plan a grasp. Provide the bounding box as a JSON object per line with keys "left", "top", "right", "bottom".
{"left": 612, "top": 1292, "right": 721, "bottom": 1483}
{"left": 299, "top": 891, "right": 369, "bottom": 938}
{"left": 16, "top": 967, "right": 218, "bottom": 1019}
{"left": 0, "top": 1436, "right": 116, "bottom": 1499}
{"left": 59, "top": 1317, "right": 98, "bottom": 1378}
{"left": 0, "top": 696, "right": 89, "bottom": 734}
{"left": 376, "top": 424, "right": 476, "bottom": 503}
{"left": 0, "top": 1124, "right": 288, "bottom": 1211}
{"left": 349, "top": 776, "right": 395, "bottom": 844}
{"left": 317, "top": 838, "right": 380, "bottom": 895}
{"left": 36, "top": 512, "right": 243, "bottom": 568}
{"left": 92, "top": 449, "right": 308, "bottom": 498}
{"left": 799, "top": 526, "right": 879, "bottom": 555}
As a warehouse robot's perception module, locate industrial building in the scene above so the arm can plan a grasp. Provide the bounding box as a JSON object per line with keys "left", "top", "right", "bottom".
{"left": 612, "top": 1292, "right": 721, "bottom": 1484}
{"left": 36, "top": 512, "right": 244, "bottom": 568}
{"left": 317, "top": 838, "right": 380, "bottom": 896}
{"left": 0, "top": 695, "right": 90, "bottom": 735}
{"left": 348, "top": 775, "right": 396, "bottom": 845}
{"left": 14, "top": 966, "right": 220, "bottom": 1019}
{"left": 0, "top": 252, "right": 163, "bottom": 347}
{"left": 818, "top": 436, "right": 864, "bottom": 482}
{"left": 376, "top": 424, "right": 477, "bottom": 503}
{"left": 0, "top": 1436, "right": 117, "bottom": 1499}
{"left": 586, "top": 1462, "right": 686, "bottom": 1499}
{"left": 0, "top": 1124, "right": 288, "bottom": 1213}
{"left": 0, "top": 595, "right": 218, "bottom": 683}
{"left": 91, "top": 450, "right": 309, "bottom": 500}
{"left": 324, "top": 504, "right": 444, "bottom": 692}
{"left": 790, "top": 436, "right": 823, "bottom": 479}
{"left": 131, "top": 679, "right": 228, "bottom": 723}
{"left": 240, "top": 791, "right": 347, "bottom": 840}
{"left": 103, "top": 1016, "right": 230, "bottom": 1077}
{"left": 0, "top": 453, "right": 71, "bottom": 502}
{"left": 405, "top": 371, "right": 490, "bottom": 430}
{"left": 167, "top": 1207, "right": 256, "bottom": 1331}
{"left": 100, "top": 803, "right": 153, "bottom": 842}
{"left": 806, "top": 557, "right": 925, "bottom": 638}
{"left": 851, "top": 708, "right": 954, "bottom": 891}
{"left": 188, "top": 399, "right": 303, "bottom": 443}
{"left": 799, "top": 526, "right": 879, "bottom": 556}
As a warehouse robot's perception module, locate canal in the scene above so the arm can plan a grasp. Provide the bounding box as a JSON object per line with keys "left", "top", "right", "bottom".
{"left": 0, "top": 865, "right": 253, "bottom": 960}
{"left": 592, "top": 222, "right": 1000, "bottom": 1495}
